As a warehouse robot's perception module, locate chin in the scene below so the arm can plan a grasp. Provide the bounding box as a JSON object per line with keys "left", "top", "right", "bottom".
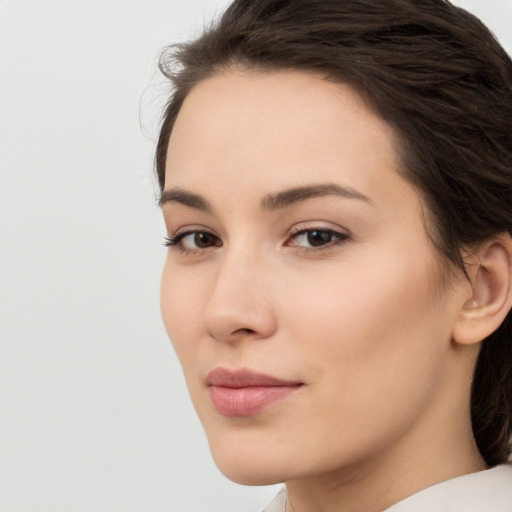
{"left": 214, "top": 457, "right": 287, "bottom": 486}
{"left": 207, "top": 436, "right": 290, "bottom": 486}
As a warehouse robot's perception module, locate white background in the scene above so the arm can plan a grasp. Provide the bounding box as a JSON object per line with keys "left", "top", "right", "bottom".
{"left": 0, "top": 1, "right": 510, "bottom": 511}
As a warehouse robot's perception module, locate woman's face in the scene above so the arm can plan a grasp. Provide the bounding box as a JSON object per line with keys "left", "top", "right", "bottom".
{"left": 160, "top": 70, "right": 472, "bottom": 485}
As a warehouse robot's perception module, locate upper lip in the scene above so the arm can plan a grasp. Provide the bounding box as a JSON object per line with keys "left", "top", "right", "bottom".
{"left": 205, "top": 367, "right": 303, "bottom": 388}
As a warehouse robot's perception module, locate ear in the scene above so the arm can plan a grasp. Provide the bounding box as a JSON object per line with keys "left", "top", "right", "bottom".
{"left": 453, "top": 233, "right": 512, "bottom": 346}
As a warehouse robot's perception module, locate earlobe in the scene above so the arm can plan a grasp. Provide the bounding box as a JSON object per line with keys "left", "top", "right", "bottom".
{"left": 453, "top": 233, "right": 512, "bottom": 346}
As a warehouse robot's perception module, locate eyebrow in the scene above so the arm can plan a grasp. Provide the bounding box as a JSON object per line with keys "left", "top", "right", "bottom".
{"left": 159, "top": 183, "right": 371, "bottom": 211}
{"left": 261, "top": 183, "right": 371, "bottom": 211}
{"left": 158, "top": 188, "right": 212, "bottom": 212}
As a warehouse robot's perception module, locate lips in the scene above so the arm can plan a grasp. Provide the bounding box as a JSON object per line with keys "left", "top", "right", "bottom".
{"left": 205, "top": 368, "right": 303, "bottom": 417}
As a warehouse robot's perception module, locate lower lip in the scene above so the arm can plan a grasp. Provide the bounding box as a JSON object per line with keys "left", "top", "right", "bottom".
{"left": 208, "top": 385, "right": 301, "bottom": 417}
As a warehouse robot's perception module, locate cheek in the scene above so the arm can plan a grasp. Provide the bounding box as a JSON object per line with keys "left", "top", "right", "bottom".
{"left": 256, "top": 252, "right": 452, "bottom": 474}
{"left": 284, "top": 248, "right": 449, "bottom": 424}
{"left": 160, "top": 260, "right": 206, "bottom": 368}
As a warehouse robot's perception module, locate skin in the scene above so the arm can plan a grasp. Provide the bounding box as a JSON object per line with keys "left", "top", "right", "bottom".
{"left": 160, "top": 69, "right": 487, "bottom": 512}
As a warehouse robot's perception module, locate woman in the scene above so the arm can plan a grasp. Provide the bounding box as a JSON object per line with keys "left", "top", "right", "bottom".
{"left": 156, "top": 1, "right": 512, "bottom": 510}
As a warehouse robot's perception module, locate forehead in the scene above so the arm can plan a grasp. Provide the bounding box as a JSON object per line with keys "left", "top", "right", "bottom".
{"left": 164, "top": 69, "right": 406, "bottom": 206}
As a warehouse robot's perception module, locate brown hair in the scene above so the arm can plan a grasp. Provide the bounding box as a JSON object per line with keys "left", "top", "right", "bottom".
{"left": 155, "top": 0, "right": 512, "bottom": 465}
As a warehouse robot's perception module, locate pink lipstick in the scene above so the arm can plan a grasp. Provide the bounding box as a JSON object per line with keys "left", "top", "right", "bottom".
{"left": 205, "top": 368, "right": 303, "bottom": 417}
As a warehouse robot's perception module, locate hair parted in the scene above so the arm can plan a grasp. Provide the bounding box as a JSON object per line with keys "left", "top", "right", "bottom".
{"left": 155, "top": 0, "right": 512, "bottom": 465}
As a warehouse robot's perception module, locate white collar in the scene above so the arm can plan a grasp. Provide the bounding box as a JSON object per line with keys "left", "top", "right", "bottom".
{"left": 385, "top": 465, "right": 512, "bottom": 512}
{"left": 260, "top": 465, "right": 512, "bottom": 512}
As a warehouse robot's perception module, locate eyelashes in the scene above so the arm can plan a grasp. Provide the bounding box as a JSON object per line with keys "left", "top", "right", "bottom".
{"left": 164, "top": 231, "right": 222, "bottom": 251}
{"left": 164, "top": 226, "right": 350, "bottom": 255}
{"left": 287, "top": 228, "right": 349, "bottom": 249}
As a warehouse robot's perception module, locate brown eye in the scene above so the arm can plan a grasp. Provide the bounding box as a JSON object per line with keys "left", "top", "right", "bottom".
{"left": 307, "top": 230, "right": 334, "bottom": 247}
{"left": 165, "top": 231, "right": 222, "bottom": 251}
{"left": 193, "top": 232, "right": 218, "bottom": 248}
{"left": 178, "top": 231, "right": 221, "bottom": 251}
{"left": 288, "top": 228, "right": 349, "bottom": 250}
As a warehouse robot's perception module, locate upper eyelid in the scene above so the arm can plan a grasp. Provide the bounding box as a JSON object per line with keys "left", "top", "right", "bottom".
{"left": 290, "top": 227, "right": 348, "bottom": 237}
{"left": 170, "top": 225, "right": 218, "bottom": 237}
{"left": 166, "top": 220, "right": 352, "bottom": 245}
{"left": 288, "top": 222, "right": 351, "bottom": 236}
{"left": 168, "top": 224, "right": 350, "bottom": 239}
{"left": 287, "top": 227, "right": 349, "bottom": 242}
{"left": 169, "top": 228, "right": 220, "bottom": 242}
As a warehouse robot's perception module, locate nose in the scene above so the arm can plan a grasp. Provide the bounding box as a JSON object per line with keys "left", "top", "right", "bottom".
{"left": 202, "top": 251, "right": 278, "bottom": 344}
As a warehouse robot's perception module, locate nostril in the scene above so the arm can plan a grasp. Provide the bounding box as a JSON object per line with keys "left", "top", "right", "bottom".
{"left": 238, "top": 328, "right": 256, "bottom": 335}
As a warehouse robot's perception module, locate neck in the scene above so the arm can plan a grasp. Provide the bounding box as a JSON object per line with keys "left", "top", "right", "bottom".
{"left": 285, "top": 444, "right": 486, "bottom": 512}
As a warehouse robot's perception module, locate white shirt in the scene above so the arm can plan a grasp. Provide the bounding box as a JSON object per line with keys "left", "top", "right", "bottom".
{"left": 260, "top": 464, "right": 512, "bottom": 512}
